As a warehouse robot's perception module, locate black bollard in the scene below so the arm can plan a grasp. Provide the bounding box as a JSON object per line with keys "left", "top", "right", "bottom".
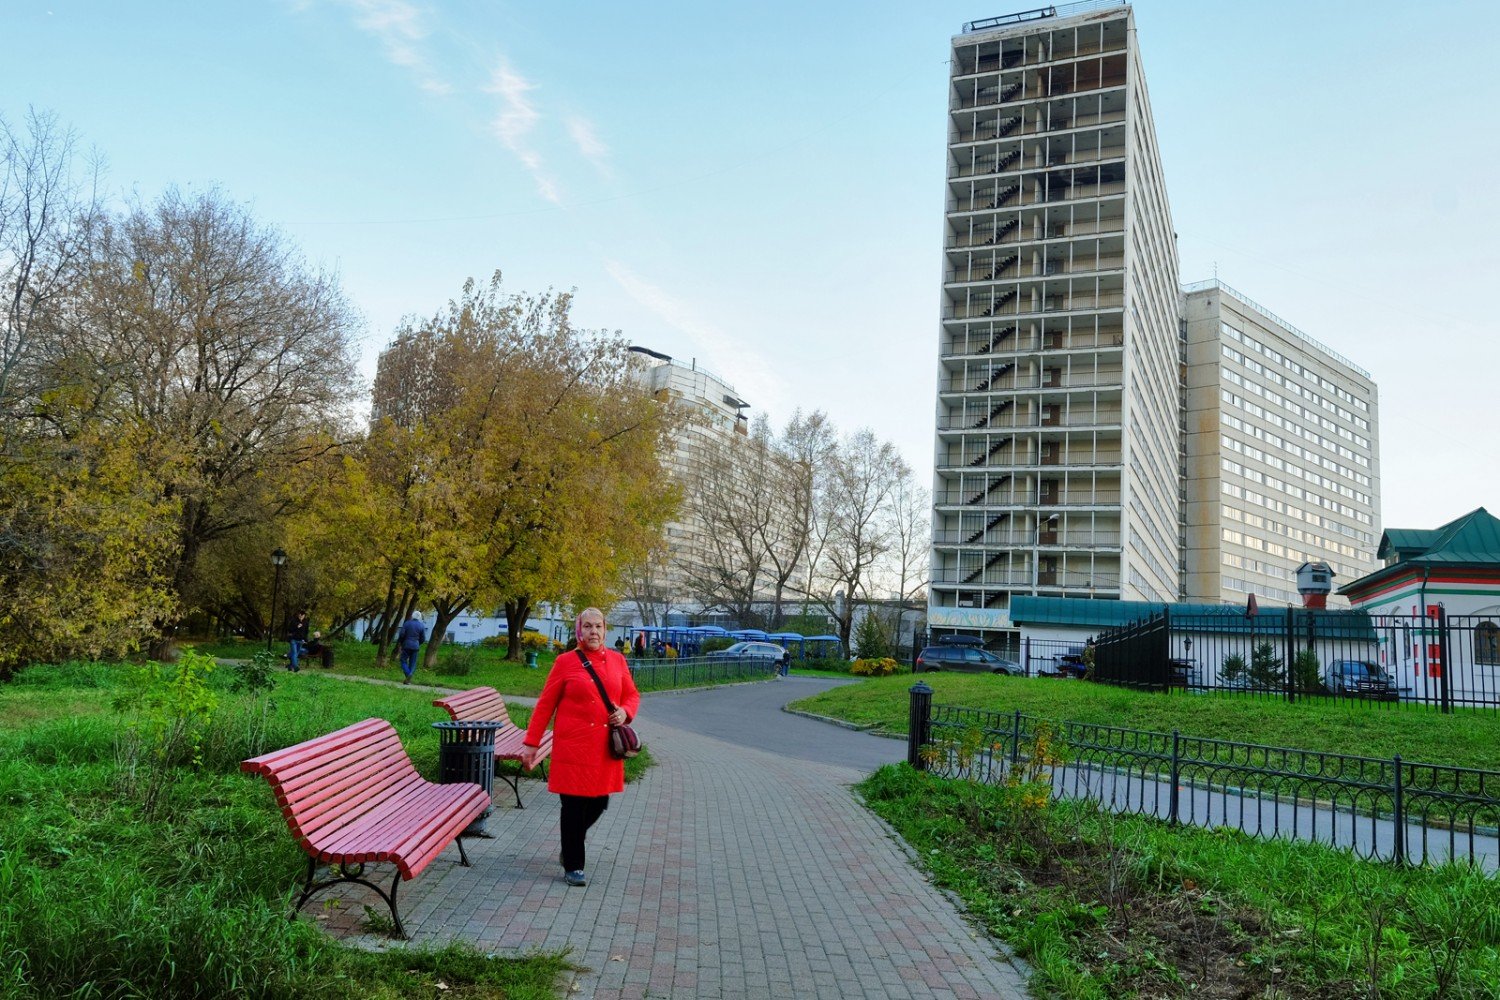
{"left": 908, "top": 681, "right": 933, "bottom": 769}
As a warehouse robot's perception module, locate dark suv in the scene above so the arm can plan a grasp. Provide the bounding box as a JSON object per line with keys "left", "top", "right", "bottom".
{"left": 1323, "top": 659, "right": 1400, "bottom": 700}
{"left": 915, "top": 645, "right": 1023, "bottom": 675}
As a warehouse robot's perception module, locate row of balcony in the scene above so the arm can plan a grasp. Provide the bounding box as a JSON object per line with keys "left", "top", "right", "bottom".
{"left": 937, "top": 451, "right": 1125, "bottom": 473}
{"left": 933, "top": 488, "right": 1123, "bottom": 508}
{"left": 939, "top": 369, "right": 1124, "bottom": 394}
{"left": 950, "top": 156, "right": 1125, "bottom": 208}
{"left": 936, "top": 414, "right": 1123, "bottom": 436}
{"left": 953, "top": 32, "right": 1127, "bottom": 80}
{"left": 948, "top": 109, "right": 1128, "bottom": 164}
{"left": 942, "top": 291, "right": 1125, "bottom": 320}
{"left": 944, "top": 255, "right": 1124, "bottom": 282}
{"left": 933, "top": 529, "right": 1123, "bottom": 548}
{"left": 953, "top": 89, "right": 1128, "bottom": 143}
{"left": 950, "top": 67, "right": 1128, "bottom": 114}
{"left": 930, "top": 569, "right": 1123, "bottom": 589}
{"left": 940, "top": 326, "right": 1124, "bottom": 357}
{"left": 938, "top": 400, "right": 1123, "bottom": 431}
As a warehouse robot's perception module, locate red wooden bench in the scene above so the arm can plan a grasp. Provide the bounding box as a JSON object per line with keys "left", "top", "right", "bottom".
{"left": 432, "top": 686, "right": 551, "bottom": 808}
{"left": 241, "top": 717, "right": 490, "bottom": 938}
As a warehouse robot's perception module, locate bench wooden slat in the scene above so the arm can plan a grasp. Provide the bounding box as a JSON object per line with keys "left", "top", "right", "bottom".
{"left": 315, "top": 783, "right": 488, "bottom": 878}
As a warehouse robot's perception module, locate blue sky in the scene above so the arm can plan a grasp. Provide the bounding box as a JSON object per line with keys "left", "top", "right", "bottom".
{"left": 6, "top": 0, "right": 1498, "bottom": 533}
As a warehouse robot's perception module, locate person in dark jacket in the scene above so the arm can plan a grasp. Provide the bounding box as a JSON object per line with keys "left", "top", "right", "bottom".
{"left": 287, "top": 610, "right": 310, "bottom": 672}
{"left": 397, "top": 611, "right": 426, "bottom": 684}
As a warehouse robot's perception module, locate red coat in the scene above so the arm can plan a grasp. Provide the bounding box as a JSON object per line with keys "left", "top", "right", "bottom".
{"left": 524, "top": 647, "right": 640, "bottom": 797}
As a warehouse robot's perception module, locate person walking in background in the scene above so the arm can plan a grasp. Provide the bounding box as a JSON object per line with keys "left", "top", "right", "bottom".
{"left": 287, "top": 610, "right": 310, "bottom": 673}
{"left": 520, "top": 607, "right": 640, "bottom": 888}
{"left": 397, "top": 610, "right": 426, "bottom": 684}
{"left": 632, "top": 632, "right": 646, "bottom": 658}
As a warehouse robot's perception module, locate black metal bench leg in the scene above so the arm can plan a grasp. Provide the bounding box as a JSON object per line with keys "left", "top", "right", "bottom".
{"left": 387, "top": 870, "right": 406, "bottom": 939}
{"left": 456, "top": 833, "right": 471, "bottom": 867}
{"left": 493, "top": 760, "right": 526, "bottom": 807}
{"left": 293, "top": 855, "right": 319, "bottom": 915}
{"left": 288, "top": 858, "right": 410, "bottom": 939}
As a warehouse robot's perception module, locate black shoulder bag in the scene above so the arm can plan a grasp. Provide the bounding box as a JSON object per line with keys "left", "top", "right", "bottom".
{"left": 575, "top": 650, "right": 642, "bottom": 759}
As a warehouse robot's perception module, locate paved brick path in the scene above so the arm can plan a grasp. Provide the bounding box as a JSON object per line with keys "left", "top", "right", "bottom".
{"left": 314, "top": 679, "right": 1031, "bottom": 999}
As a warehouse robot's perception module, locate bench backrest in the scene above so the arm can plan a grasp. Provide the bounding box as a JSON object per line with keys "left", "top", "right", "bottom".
{"left": 432, "top": 686, "right": 514, "bottom": 727}
{"left": 241, "top": 717, "right": 425, "bottom": 848}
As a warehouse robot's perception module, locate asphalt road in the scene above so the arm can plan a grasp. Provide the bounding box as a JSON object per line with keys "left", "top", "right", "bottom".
{"left": 640, "top": 675, "right": 904, "bottom": 775}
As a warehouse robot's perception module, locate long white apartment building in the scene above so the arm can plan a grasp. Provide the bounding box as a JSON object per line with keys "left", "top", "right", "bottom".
{"left": 1181, "top": 281, "right": 1380, "bottom": 606}
{"left": 623, "top": 348, "right": 749, "bottom": 623}
{"left": 929, "top": 1, "right": 1182, "bottom": 642}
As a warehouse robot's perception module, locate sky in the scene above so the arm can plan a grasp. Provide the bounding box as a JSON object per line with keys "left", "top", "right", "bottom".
{"left": 5, "top": 0, "right": 1498, "bottom": 534}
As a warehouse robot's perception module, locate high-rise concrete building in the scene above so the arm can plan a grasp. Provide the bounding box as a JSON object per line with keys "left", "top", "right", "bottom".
{"left": 1181, "top": 281, "right": 1380, "bottom": 607}
{"left": 929, "top": 1, "right": 1182, "bottom": 643}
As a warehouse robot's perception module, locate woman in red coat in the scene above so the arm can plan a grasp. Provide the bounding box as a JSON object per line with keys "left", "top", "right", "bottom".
{"left": 521, "top": 607, "right": 640, "bottom": 887}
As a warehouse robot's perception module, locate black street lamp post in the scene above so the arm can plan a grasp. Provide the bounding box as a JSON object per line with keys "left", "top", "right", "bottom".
{"left": 267, "top": 548, "right": 287, "bottom": 652}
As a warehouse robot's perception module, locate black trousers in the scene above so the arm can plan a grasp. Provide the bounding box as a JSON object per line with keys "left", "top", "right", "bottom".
{"left": 559, "top": 794, "right": 609, "bottom": 872}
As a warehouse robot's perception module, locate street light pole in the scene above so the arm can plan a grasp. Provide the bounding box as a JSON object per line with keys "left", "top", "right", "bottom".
{"left": 267, "top": 547, "right": 287, "bottom": 652}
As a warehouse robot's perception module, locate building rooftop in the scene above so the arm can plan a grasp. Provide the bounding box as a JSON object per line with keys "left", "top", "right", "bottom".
{"left": 963, "top": 1, "right": 1125, "bottom": 33}
{"left": 1182, "top": 278, "right": 1372, "bottom": 381}
{"left": 1376, "top": 508, "right": 1500, "bottom": 567}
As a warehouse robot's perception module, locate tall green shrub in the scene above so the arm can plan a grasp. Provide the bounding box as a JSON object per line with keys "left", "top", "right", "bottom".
{"left": 1291, "top": 648, "right": 1321, "bottom": 692}
{"left": 1248, "top": 640, "right": 1284, "bottom": 688}
{"left": 854, "top": 613, "right": 891, "bottom": 659}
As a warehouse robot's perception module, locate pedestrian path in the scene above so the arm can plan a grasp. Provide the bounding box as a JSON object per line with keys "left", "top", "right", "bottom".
{"left": 316, "top": 678, "right": 1031, "bottom": 999}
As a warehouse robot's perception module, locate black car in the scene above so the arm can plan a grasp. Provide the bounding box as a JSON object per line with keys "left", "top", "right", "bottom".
{"left": 915, "top": 645, "right": 1023, "bottom": 675}
{"left": 1323, "top": 659, "right": 1400, "bottom": 700}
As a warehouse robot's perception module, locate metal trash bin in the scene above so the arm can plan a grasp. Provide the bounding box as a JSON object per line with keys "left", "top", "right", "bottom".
{"left": 432, "top": 720, "right": 505, "bottom": 836}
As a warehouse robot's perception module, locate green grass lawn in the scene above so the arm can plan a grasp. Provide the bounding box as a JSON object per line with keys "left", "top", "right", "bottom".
{"left": 793, "top": 672, "right": 1500, "bottom": 772}
{"left": 188, "top": 637, "right": 561, "bottom": 695}
{"left": 0, "top": 658, "right": 608, "bottom": 999}
{"left": 189, "top": 637, "right": 820, "bottom": 695}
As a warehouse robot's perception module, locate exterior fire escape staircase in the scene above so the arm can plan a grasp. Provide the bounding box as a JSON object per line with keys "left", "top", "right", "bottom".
{"left": 982, "top": 289, "right": 1018, "bottom": 316}
{"left": 965, "top": 474, "right": 1011, "bottom": 506}
{"left": 962, "top": 550, "right": 1009, "bottom": 584}
{"left": 964, "top": 511, "right": 1009, "bottom": 544}
{"left": 970, "top": 363, "right": 1014, "bottom": 392}
{"left": 968, "top": 435, "right": 1012, "bottom": 466}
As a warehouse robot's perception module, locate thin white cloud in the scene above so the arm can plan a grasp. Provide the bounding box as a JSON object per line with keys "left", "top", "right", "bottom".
{"left": 604, "top": 260, "right": 783, "bottom": 413}
{"left": 484, "top": 62, "right": 560, "bottom": 203}
{"left": 566, "top": 116, "right": 610, "bottom": 175}
{"left": 336, "top": 0, "right": 451, "bottom": 95}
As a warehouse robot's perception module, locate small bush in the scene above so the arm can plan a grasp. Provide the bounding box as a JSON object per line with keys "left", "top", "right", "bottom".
{"left": 435, "top": 644, "right": 477, "bottom": 677}
{"left": 797, "top": 656, "right": 852, "bottom": 673}
{"left": 701, "top": 637, "right": 734, "bottom": 654}
{"left": 519, "top": 630, "right": 555, "bottom": 652}
{"left": 850, "top": 657, "right": 900, "bottom": 677}
{"left": 112, "top": 650, "right": 220, "bottom": 818}
{"left": 1221, "top": 651, "right": 1247, "bottom": 683}
{"left": 478, "top": 635, "right": 507, "bottom": 649}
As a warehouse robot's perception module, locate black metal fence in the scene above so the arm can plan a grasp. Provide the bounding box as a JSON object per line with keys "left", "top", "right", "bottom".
{"left": 1065, "top": 607, "right": 1500, "bottom": 713}
{"left": 906, "top": 687, "right": 1500, "bottom": 869}
{"left": 627, "top": 655, "right": 778, "bottom": 691}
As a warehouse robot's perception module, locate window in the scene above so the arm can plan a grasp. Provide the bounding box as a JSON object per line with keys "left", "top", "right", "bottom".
{"left": 1479, "top": 622, "right": 1500, "bottom": 666}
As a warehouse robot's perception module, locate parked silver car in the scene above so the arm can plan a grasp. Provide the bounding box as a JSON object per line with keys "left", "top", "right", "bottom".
{"left": 707, "top": 641, "right": 787, "bottom": 662}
